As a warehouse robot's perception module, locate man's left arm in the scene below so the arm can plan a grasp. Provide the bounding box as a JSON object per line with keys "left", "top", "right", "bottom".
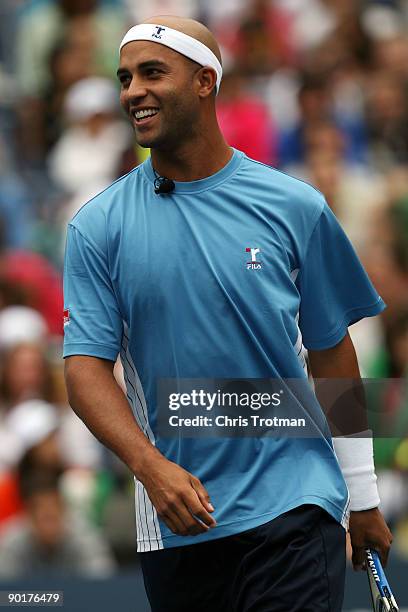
{"left": 309, "top": 332, "right": 393, "bottom": 570}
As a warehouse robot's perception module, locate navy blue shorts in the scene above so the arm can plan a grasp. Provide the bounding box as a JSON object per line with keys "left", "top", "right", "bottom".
{"left": 140, "top": 504, "right": 346, "bottom": 611}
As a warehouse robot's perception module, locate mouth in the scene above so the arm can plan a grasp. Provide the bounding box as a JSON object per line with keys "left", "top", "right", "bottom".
{"left": 131, "top": 107, "right": 160, "bottom": 127}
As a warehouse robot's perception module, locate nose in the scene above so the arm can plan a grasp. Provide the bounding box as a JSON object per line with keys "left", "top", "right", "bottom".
{"left": 124, "top": 76, "right": 149, "bottom": 101}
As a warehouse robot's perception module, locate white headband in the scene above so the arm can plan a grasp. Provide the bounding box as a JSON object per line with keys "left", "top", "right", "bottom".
{"left": 119, "top": 23, "right": 222, "bottom": 93}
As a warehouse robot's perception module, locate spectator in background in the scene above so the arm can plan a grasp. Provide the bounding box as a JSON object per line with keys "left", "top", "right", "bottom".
{"left": 369, "top": 309, "right": 408, "bottom": 380}
{"left": 0, "top": 352, "right": 59, "bottom": 528}
{"left": 1, "top": 400, "right": 62, "bottom": 471}
{"left": 0, "top": 308, "right": 48, "bottom": 353}
{"left": 216, "top": 67, "right": 277, "bottom": 165}
{"left": 15, "top": 0, "right": 126, "bottom": 163}
{"left": 0, "top": 136, "right": 34, "bottom": 250}
{"left": 41, "top": 32, "right": 95, "bottom": 156}
{"left": 0, "top": 470, "right": 116, "bottom": 578}
{"left": 363, "top": 192, "right": 408, "bottom": 326}
{"left": 274, "top": 0, "right": 337, "bottom": 53}
{"left": 285, "top": 120, "right": 386, "bottom": 252}
{"left": 0, "top": 344, "right": 56, "bottom": 412}
{"left": 213, "top": 0, "right": 296, "bottom": 75}
{"left": 0, "top": 212, "right": 63, "bottom": 335}
{"left": 0, "top": 248, "right": 63, "bottom": 337}
{"left": 49, "top": 77, "right": 132, "bottom": 200}
{"left": 16, "top": 0, "right": 125, "bottom": 98}
{"left": 0, "top": 399, "right": 60, "bottom": 527}
{"left": 0, "top": 343, "right": 103, "bottom": 472}
{"left": 278, "top": 73, "right": 367, "bottom": 168}
{"left": 365, "top": 240, "right": 408, "bottom": 326}
{"left": 365, "top": 72, "right": 408, "bottom": 169}
{"left": 390, "top": 194, "right": 408, "bottom": 276}
{"left": 0, "top": 368, "right": 105, "bottom": 533}
{"left": 371, "top": 34, "right": 408, "bottom": 83}
{"left": 364, "top": 308, "right": 408, "bottom": 528}
{"left": 327, "top": 0, "right": 373, "bottom": 70}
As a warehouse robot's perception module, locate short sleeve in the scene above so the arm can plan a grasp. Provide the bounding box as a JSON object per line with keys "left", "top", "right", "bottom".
{"left": 63, "top": 224, "right": 122, "bottom": 361}
{"left": 297, "top": 202, "right": 385, "bottom": 350}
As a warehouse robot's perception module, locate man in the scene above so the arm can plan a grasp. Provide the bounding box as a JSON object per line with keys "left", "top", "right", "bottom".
{"left": 63, "top": 16, "right": 392, "bottom": 611}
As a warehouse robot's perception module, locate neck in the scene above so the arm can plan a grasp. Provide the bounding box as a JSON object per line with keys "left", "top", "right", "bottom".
{"left": 150, "top": 126, "right": 232, "bottom": 182}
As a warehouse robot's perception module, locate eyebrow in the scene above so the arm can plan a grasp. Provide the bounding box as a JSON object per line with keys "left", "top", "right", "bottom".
{"left": 117, "top": 60, "right": 168, "bottom": 77}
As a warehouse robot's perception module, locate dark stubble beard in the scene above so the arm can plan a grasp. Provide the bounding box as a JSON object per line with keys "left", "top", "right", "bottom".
{"left": 136, "top": 87, "right": 201, "bottom": 152}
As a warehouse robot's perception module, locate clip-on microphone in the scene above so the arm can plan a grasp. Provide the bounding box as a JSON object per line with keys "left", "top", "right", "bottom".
{"left": 154, "top": 174, "right": 175, "bottom": 195}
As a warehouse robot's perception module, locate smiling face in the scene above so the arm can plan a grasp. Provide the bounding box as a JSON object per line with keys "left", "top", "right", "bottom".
{"left": 118, "top": 41, "right": 203, "bottom": 151}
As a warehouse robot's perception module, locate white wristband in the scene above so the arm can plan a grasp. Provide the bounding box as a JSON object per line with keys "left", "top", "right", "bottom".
{"left": 332, "top": 430, "right": 380, "bottom": 511}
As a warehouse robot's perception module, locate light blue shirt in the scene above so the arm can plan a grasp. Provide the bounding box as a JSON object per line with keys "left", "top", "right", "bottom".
{"left": 63, "top": 149, "right": 385, "bottom": 551}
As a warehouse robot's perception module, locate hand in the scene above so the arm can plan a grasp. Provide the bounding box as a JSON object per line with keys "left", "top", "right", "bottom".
{"left": 348, "top": 508, "right": 393, "bottom": 571}
{"left": 139, "top": 454, "right": 217, "bottom": 536}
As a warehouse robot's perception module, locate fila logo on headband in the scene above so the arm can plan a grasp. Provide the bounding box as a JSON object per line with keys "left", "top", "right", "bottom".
{"left": 152, "top": 26, "right": 166, "bottom": 39}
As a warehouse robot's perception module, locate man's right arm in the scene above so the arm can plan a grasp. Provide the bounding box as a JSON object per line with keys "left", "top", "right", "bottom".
{"left": 64, "top": 355, "right": 216, "bottom": 536}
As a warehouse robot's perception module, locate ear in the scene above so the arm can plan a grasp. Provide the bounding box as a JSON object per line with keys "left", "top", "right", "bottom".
{"left": 195, "top": 67, "right": 217, "bottom": 98}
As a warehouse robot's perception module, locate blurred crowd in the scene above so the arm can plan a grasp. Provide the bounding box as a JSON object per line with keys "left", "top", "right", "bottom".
{"left": 1, "top": 0, "right": 408, "bottom": 579}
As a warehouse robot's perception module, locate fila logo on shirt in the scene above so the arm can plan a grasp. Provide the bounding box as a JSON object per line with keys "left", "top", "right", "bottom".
{"left": 246, "top": 247, "right": 262, "bottom": 270}
{"left": 152, "top": 26, "right": 166, "bottom": 39}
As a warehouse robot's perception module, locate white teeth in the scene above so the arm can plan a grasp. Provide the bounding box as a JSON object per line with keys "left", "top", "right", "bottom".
{"left": 134, "top": 108, "right": 159, "bottom": 120}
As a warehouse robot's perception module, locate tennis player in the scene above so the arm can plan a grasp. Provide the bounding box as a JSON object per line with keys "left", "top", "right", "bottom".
{"left": 63, "top": 16, "right": 392, "bottom": 611}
